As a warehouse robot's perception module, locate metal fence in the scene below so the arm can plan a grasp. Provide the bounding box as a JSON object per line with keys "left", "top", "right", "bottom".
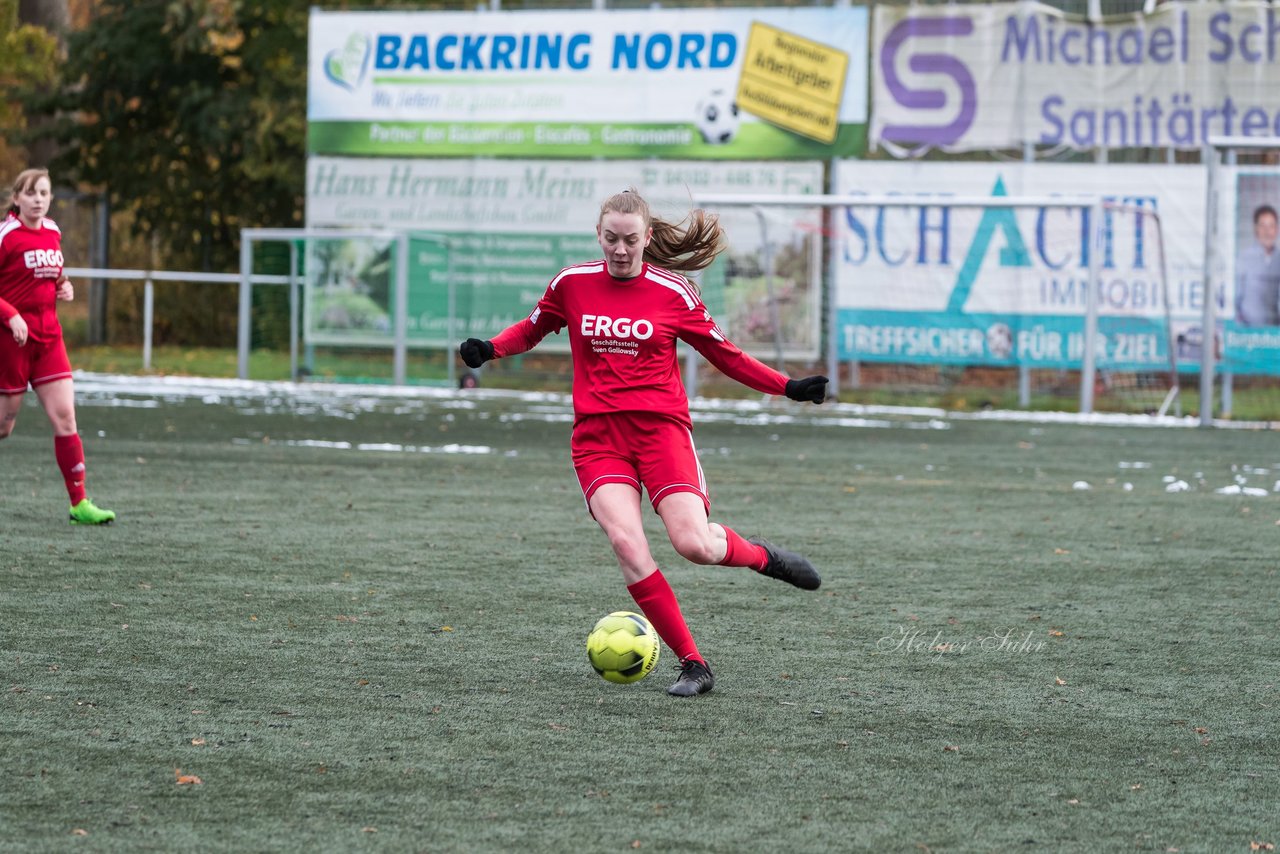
{"left": 64, "top": 267, "right": 292, "bottom": 375}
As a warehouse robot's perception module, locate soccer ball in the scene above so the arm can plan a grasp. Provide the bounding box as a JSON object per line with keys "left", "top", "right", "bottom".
{"left": 695, "top": 90, "right": 740, "bottom": 145}
{"left": 586, "top": 611, "right": 660, "bottom": 684}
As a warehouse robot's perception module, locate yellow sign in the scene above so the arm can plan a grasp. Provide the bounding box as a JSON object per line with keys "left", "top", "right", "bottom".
{"left": 736, "top": 22, "right": 849, "bottom": 144}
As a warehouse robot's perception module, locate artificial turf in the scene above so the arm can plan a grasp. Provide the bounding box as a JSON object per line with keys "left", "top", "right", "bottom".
{"left": 2, "top": 380, "right": 1276, "bottom": 852}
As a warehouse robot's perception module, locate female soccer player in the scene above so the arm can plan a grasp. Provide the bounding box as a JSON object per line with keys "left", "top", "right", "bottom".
{"left": 459, "top": 188, "right": 827, "bottom": 697}
{"left": 0, "top": 168, "right": 115, "bottom": 525}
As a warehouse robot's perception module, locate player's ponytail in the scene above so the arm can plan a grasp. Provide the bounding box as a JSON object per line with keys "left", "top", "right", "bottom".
{"left": 648, "top": 208, "right": 724, "bottom": 275}
{"left": 598, "top": 187, "right": 726, "bottom": 293}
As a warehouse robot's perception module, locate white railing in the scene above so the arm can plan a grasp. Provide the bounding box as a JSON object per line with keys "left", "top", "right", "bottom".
{"left": 65, "top": 267, "right": 292, "bottom": 375}
{"left": 239, "top": 229, "right": 421, "bottom": 385}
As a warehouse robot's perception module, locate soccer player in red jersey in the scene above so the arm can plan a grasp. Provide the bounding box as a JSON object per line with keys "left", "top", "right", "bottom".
{"left": 459, "top": 188, "right": 828, "bottom": 697}
{"left": 0, "top": 168, "right": 115, "bottom": 525}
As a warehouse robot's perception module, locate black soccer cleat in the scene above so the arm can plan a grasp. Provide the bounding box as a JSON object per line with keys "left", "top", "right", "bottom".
{"left": 748, "top": 537, "right": 822, "bottom": 591}
{"left": 667, "top": 658, "right": 715, "bottom": 697}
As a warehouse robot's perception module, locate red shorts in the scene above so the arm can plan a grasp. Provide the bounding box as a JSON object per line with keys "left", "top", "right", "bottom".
{"left": 0, "top": 331, "right": 73, "bottom": 394}
{"left": 571, "top": 412, "right": 709, "bottom": 515}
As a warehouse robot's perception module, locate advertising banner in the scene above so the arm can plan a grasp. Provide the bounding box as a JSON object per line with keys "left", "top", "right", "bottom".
{"left": 308, "top": 7, "right": 867, "bottom": 159}
{"left": 304, "top": 158, "right": 825, "bottom": 357}
{"left": 1222, "top": 167, "right": 1280, "bottom": 376}
{"left": 872, "top": 1, "right": 1280, "bottom": 152}
{"left": 832, "top": 161, "right": 1223, "bottom": 371}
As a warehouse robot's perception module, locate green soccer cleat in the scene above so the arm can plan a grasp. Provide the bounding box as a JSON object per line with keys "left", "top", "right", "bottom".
{"left": 69, "top": 498, "right": 116, "bottom": 526}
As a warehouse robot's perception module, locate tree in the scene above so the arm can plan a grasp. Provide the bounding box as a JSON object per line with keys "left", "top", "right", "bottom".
{"left": 0, "top": 0, "right": 61, "bottom": 176}
{"left": 18, "top": 0, "right": 67, "bottom": 166}
{"left": 18, "top": 0, "right": 68, "bottom": 30}
{"left": 42, "top": 0, "right": 307, "bottom": 274}
{"left": 26, "top": 0, "right": 428, "bottom": 345}
{"left": 22, "top": 0, "right": 308, "bottom": 344}
{"left": 17, "top": 0, "right": 67, "bottom": 169}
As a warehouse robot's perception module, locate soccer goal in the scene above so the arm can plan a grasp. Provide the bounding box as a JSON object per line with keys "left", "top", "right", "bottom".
{"left": 1202, "top": 136, "right": 1280, "bottom": 425}
{"left": 695, "top": 192, "right": 1183, "bottom": 416}
{"left": 241, "top": 228, "right": 483, "bottom": 387}
{"left": 242, "top": 227, "right": 665, "bottom": 391}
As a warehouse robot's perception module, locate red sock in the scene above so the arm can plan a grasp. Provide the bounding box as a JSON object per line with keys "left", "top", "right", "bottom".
{"left": 720, "top": 526, "right": 768, "bottom": 571}
{"left": 54, "top": 433, "right": 87, "bottom": 505}
{"left": 627, "top": 568, "right": 702, "bottom": 664}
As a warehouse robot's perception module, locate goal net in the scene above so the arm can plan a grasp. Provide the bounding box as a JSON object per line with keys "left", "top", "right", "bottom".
{"left": 242, "top": 226, "right": 746, "bottom": 393}
{"left": 698, "top": 191, "right": 1184, "bottom": 416}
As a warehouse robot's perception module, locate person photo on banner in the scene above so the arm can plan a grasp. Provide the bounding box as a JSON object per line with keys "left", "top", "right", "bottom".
{"left": 1235, "top": 203, "right": 1280, "bottom": 327}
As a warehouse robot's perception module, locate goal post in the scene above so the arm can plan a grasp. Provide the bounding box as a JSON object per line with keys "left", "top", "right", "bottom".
{"left": 240, "top": 227, "right": 594, "bottom": 389}
{"left": 1078, "top": 201, "right": 1181, "bottom": 418}
{"left": 241, "top": 228, "right": 455, "bottom": 387}
{"left": 696, "top": 193, "right": 1181, "bottom": 415}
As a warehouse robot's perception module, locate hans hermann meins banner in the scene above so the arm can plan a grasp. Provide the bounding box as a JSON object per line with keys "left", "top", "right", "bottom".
{"left": 308, "top": 7, "right": 867, "bottom": 159}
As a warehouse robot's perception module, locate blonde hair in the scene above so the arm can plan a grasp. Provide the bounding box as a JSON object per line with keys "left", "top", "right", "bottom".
{"left": 599, "top": 188, "right": 725, "bottom": 285}
{"left": 7, "top": 168, "right": 51, "bottom": 218}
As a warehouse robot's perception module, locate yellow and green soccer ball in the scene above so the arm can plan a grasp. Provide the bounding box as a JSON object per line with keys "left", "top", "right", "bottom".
{"left": 586, "top": 611, "right": 660, "bottom": 684}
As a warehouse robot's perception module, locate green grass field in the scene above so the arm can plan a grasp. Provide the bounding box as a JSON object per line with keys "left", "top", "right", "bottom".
{"left": 2, "top": 378, "right": 1276, "bottom": 853}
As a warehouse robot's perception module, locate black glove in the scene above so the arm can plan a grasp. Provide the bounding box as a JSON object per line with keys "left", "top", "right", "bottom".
{"left": 459, "top": 338, "right": 494, "bottom": 369}
{"left": 785, "top": 375, "right": 828, "bottom": 404}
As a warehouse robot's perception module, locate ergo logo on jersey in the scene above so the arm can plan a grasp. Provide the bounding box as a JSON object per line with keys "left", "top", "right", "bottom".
{"left": 581, "top": 314, "right": 654, "bottom": 340}
{"left": 24, "top": 248, "right": 64, "bottom": 269}
{"left": 880, "top": 16, "right": 977, "bottom": 146}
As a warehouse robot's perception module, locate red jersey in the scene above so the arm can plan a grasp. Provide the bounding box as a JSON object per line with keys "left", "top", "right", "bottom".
{"left": 0, "top": 215, "right": 64, "bottom": 343}
{"left": 490, "top": 261, "right": 788, "bottom": 428}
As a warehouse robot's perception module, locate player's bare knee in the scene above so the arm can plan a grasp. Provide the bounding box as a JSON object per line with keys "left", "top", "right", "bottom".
{"left": 671, "top": 533, "right": 718, "bottom": 566}
{"left": 606, "top": 531, "right": 649, "bottom": 569}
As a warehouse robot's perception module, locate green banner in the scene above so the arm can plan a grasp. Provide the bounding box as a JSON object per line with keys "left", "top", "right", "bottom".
{"left": 408, "top": 232, "right": 725, "bottom": 346}
{"left": 304, "top": 232, "right": 724, "bottom": 349}
{"left": 308, "top": 121, "right": 865, "bottom": 161}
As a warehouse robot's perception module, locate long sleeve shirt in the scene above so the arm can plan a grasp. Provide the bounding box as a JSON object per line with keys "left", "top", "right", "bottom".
{"left": 490, "top": 261, "right": 788, "bottom": 428}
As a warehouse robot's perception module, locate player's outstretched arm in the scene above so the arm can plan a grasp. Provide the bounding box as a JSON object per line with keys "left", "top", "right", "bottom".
{"left": 679, "top": 298, "right": 827, "bottom": 403}
{"left": 785, "top": 375, "right": 829, "bottom": 404}
{"left": 459, "top": 338, "right": 494, "bottom": 368}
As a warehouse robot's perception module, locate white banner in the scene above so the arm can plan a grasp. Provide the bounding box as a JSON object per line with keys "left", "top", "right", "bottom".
{"left": 309, "top": 8, "right": 867, "bottom": 159}
{"left": 830, "top": 162, "right": 1225, "bottom": 368}
{"left": 306, "top": 158, "right": 822, "bottom": 234}
{"left": 833, "top": 161, "right": 1212, "bottom": 318}
{"left": 1220, "top": 165, "right": 1280, "bottom": 375}
{"left": 872, "top": 1, "right": 1280, "bottom": 152}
